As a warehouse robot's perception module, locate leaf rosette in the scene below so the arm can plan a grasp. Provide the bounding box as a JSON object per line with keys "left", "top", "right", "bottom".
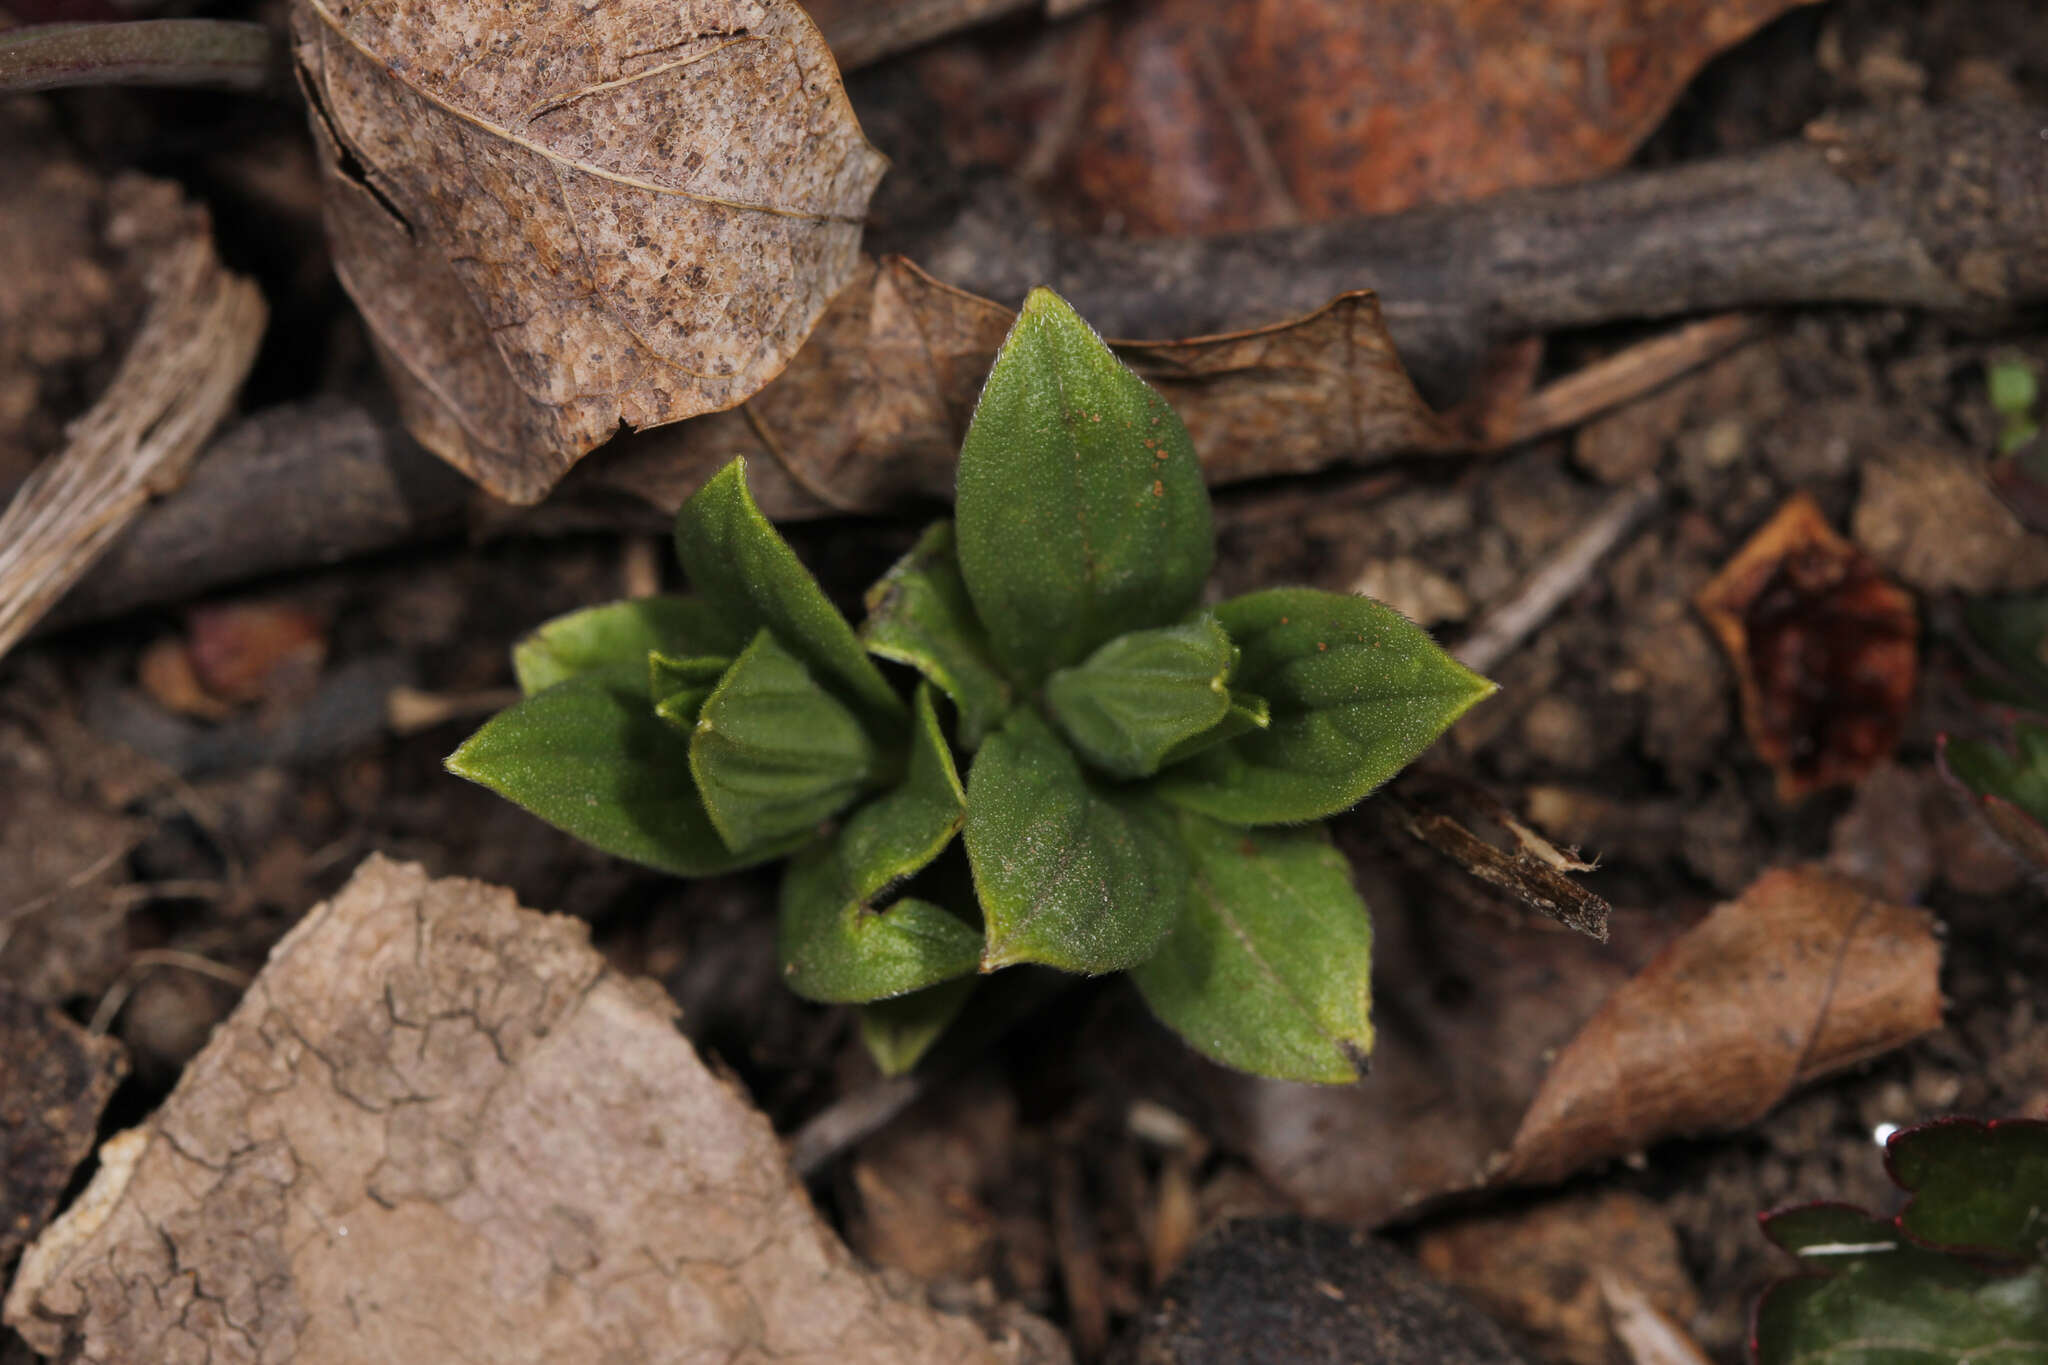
{"left": 451, "top": 287, "right": 1493, "bottom": 1079}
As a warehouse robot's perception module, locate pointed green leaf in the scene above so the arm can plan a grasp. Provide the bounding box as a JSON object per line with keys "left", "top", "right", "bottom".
{"left": 512, "top": 596, "right": 742, "bottom": 697}
{"left": 1047, "top": 617, "right": 1235, "bottom": 780}
{"left": 1155, "top": 588, "right": 1496, "bottom": 824}
{"left": 861, "top": 521, "right": 1014, "bottom": 749}
{"left": 446, "top": 675, "right": 789, "bottom": 876}
{"left": 648, "top": 653, "right": 729, "bottom": 732}
{"left": 1132, "top": 813, "right": 1373, "bottom": 1083}
{"left": 690, "top": 630, "right": 878, "bottom": 854}
{"left": 859, "top": 978, "right": 976, "bottom": 1077}
{"left": 675, "top": 458, "right": 905, "bottom": 735}
{"left": 1158, "top": 691, "right": 1270, "bottom": 770}
{"left": 781, "top": 686, "right": 980, "bottom": 1003}
{"left": 955, "top": 288, "right": 1213, "bottom": 687}
{"left": 964, "top": 707, "right": 1186, "bottom": 974}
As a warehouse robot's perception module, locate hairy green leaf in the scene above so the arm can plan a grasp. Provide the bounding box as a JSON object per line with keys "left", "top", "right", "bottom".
{"left": 446, "top": 675, "right": 787, "bottom": 876}
{"left": 859, "top": 977, "right": 977, "bottom": 1077}
{"left": 675, "top": 458, "right": 905, "bottom": 735}
{"left": 512, "top": 596, "right": 742, "bottom": 697}
{"left": 965, "top": 708, "right": 1186, "bottom": 973}
{"left": 780, "top": 685, "right": 980, "bottom": 1002}
{"left": 1156, "top": 588, "right": 1495, "bottom": 824}
{"left": 1157, "top": 691, "right": 1271, "bottom": 769}
{"left": 861, "top": 520, "right": 1014, "bottom": 749}
{"left": 649, "top": 653, "right": 729, "bottom": 732}
{"left": 955, "top": 288, "right": 1212, "bottom": 688}
{"left": 1132, "top": 813, "right": 1372, "bottom": 1083}
{"left": 1753, "top": 1119, "right": 2048, "bottom": 1364}
{"left": 1046, "top": 617, "right": 1235, "bottom": 780}
{"left": 690, "top": 630, "right": 878, "bottom": 854}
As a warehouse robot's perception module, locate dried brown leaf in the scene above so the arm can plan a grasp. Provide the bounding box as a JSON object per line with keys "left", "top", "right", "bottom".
{"left": 1497, "top": 866, "right": 1942, "bottom": 1186}
{"left": 1695, "top": 492, "right": 1919, "bottom": 801}
{"left": 920, "top": 0, "right": 1812, "bottom": 235}
{"left": 1209, "top": 866, "right": 1938, "bottom": 1225}
{"left": 292, "top": 0, "right": 887, "bottom": 504}
{"left": 3, "top": 856, "right": 1065, "bottom": 1365}
{"left": 0, "top": 986, "right": 126, "bottom": 1268}
{"left": 586, "top": 256, "right": 1454, "bottom": 515}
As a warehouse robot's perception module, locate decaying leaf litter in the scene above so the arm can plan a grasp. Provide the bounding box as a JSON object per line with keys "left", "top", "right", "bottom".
{"left": 4, "top": 0, "right": 2048, "bottom": 1361}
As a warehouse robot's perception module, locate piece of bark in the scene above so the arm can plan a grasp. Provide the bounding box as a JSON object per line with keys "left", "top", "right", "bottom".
{"left": 0, "top": 172, "right": 265, "bottom": 661}
{"left": 3, "top": 856, "right": 1066, "bottom": 1365}
{"left": 1201, "top": 865, "right": 1939, "bottom": 1226}
{"left": 49, "top": 102, "right": 2048, "bottom": 626}
{"left": 916, "top": 102, "right": 2048, "bottom": 403}
{"left": 0, "top": 988, "right": 126, "bottom": 1269}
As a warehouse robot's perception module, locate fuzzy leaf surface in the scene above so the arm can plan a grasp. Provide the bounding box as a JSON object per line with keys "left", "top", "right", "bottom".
{"left": 1155, "top": 588, "right": 1495, "bottom": 824}
{"left": 860, "top": 520, "right": 1013, "bottom": 749}
{"left": 955, "top": 288, "right": 1212, "bottom": 688}
{"left": 965, "top": 707, "right": 1186, "bottom": 973}
{"left": 649, "top": 653, "right": 730, "bottom": 733}
{"left": 780, "top": 686, "right": 979, "bottom": 1003}
{"left": 1046, "top": 617, "right": 1235, "bottom": 779}
{"left": 1132, "top": 813, "right": 1373, "bottom": 1083}
{"left": 1157, "top": 691, "right": 1271, "bottom": 769}
{"left": 447, "top": 675, "right": 784, "bottom": 876}
{"left": 859, "top": 978, "right": 976, "bottom": 1077}
{"left": 512, "top": 597, "right": 741, "bottom": 697}
{"left": 690, "top": 630, "right": 877, "bottom": 854}
{"left": 675, "top": 458, "right": 904, "bottom": 735}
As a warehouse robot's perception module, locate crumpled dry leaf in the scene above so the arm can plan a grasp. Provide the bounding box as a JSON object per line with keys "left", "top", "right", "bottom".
{"left": 1203, "top": 865, "right": 1939, "bottom": 1226}
{"left": 583, "top": 255, "right": 1455, "bottom": 516}
{"left": 3, "top": 856, "right": 1066, "bottom": 1365}
{"left": 292, "top": 0, "right": 887, "bottom": 504}
{"left": 918, "top": 0, "right": 1812, "bottom": 235}
{"left": 1695, "top": 492, "right": 1920, "bottom": 802}
{"left": 0, "top": 986, "right": 126, "bottom": 1269}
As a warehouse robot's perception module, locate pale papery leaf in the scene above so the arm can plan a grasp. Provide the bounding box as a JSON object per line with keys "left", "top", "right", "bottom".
{"left": 291, "top": 0, "right": 886, "bottom": 503}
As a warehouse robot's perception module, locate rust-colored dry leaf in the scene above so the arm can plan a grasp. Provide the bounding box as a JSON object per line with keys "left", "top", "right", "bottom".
{"left": 1206, "top": 865, "right": 1938, "bottom": 1225}
{"left": 1495, "top": 866, "right": 1940, "bottom": 1185}
{"left": 584, "top": 256, "right": 1454, "bottom": 515}
{"left": 291, "top": 0, "right": 887, "bottom": 504}
{"left": 0, "top": 986, "right": 126, "bottom": 1269}
{"left": 3, "top": 856, "right": 1065, "bottom": 1365}
{"left": 1695, "top": 492, "right": 1919, "bottom": 801}
{"left": 920, "top": 0, "right": 1812, "bottom": 235}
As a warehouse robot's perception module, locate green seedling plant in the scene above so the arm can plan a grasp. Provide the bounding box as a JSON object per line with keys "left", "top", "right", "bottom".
{"left": 1753, "top": 1117, "right": 2048, "bottom": 1363}
{"left": 449, "top": 289, "right": 1494, "bottom": 1081}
